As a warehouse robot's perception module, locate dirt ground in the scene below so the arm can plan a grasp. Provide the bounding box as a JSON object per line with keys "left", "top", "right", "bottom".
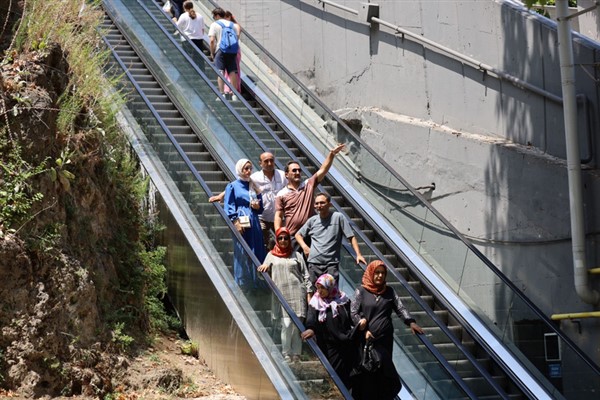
{"left": 0, "top": 333, "right": 246, "bottom": 400}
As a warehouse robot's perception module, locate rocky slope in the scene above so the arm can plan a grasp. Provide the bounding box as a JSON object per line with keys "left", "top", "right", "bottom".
{"left": 0, "top": 1, "right": 243, "bottom": 398}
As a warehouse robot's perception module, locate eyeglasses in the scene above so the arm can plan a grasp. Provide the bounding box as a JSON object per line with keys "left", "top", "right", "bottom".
{"left": 290, "top": 168, "right": 301, "bottom": 173}
{"left": 277, "top": 236, "right": 290, "bottom": 241}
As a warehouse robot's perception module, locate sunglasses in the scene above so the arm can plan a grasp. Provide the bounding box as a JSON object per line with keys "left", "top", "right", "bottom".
{"left": 290, "top": 168, "right": 301, "bottom": 173}
{"left": 277, "top": 236, "right": 290, "bottom": 241}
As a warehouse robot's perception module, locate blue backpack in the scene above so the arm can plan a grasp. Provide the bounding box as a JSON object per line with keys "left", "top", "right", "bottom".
{"left": 217, "top": 20, "right": 239, "bottom": 54}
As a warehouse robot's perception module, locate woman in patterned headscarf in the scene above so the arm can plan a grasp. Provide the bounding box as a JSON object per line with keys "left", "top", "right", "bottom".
{"left": 302, "top": 274, "right": 358, "bottom": 391}
{"left": 258, "top": 227, "right": 311, "bottom": 362}
{"left": 351, "top": 260, "right": 424, "bottom": 399}
{"left": 224, "top": 159, "right": 264, "bottom": 291}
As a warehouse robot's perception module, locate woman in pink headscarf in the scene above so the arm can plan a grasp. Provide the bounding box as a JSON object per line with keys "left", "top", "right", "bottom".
{"left": 301, "top": 274, "right": 358, "bottom": 391}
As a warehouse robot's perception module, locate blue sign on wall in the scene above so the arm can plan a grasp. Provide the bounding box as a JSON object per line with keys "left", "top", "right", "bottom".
{"left": 548, "top": 363, "right": 562, "bottom": 378}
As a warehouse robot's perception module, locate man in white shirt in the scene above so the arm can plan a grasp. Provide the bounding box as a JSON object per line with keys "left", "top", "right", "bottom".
{"left": 250, "top": 152, "right": 287, "bottom": 249}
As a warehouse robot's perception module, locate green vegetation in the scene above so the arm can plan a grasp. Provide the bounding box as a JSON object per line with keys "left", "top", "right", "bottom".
{"left": 0, "top": 139, "right": 47, "bottom": 229}
{"left": 2, "top": 0, "right": 177, "bottom": 353}
{"left": 524, "top": 0, "right": 577, "bottom": 8}
{"left": 180, "top": 340, "right": 200, "bottom": 358}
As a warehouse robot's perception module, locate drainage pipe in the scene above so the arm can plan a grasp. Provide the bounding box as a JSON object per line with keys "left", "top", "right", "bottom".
{"left": 556, "top": 0, "right": 599, "bottom": 306}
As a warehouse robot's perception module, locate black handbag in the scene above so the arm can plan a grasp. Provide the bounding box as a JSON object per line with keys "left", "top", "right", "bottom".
{"left": 359, "top": 341, "right": 381, "bottom": 373}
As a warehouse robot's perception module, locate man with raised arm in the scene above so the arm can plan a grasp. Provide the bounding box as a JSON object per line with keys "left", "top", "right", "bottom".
{"left": 274, "top": 143, "right": 345, "bottom": 236}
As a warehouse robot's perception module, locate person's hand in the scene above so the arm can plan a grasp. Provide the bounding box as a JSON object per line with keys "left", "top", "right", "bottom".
{"left": 257, "top": 264, "right": 270, "bottom": 272}
{"left": 234, "top": 219, "right": 245, "bottom": 234}
{"left": 209, "top": 195, "right": 220, "bottom": 203}
{"left": 365, "top": 330, "right": 374, "bottom": 340}
{"left": 250, "top": 200, "right": 260, "bottom": 210}
{"left": 356, "top": 254, "right": 366, "bottom": 265}
{"left": 301, "top": 329, "right": 315, "bottom": 341}
{"left": 330, "top": 143, "right": 346, "bottom": 155}
{"left": 301, "top": 245, "right": 310, "bottom": 258}
{"left": 357, "top": 318, "right": 367, "bottom": 331}
{"left": 410, "top": 322, "right": 424, "bottom": 335}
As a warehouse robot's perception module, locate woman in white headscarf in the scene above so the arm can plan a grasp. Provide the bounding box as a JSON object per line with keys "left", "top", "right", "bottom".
{"left": 224, "top": 159, "right": 265, "bottom": 291}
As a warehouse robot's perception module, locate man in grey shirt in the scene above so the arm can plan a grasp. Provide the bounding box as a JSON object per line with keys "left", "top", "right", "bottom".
{"left": 296, "top": 192, "right": 366, "bottom": 290}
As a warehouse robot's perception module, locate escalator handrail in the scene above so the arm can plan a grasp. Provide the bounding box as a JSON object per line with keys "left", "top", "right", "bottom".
{"left": 201, "top": 0, "right": 600, "bottom": 376}
{"left": 101, "top": 13, "right": 352, "bottom": 399}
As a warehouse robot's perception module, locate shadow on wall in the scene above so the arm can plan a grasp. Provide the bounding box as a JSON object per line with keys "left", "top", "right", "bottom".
{"left": 485, "top": 1, "right": 600, "bottom": 384}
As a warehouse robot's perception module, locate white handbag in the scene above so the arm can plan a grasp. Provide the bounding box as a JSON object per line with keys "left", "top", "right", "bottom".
{"left": 238, "top": 209, "right": 251, "bottom": 228}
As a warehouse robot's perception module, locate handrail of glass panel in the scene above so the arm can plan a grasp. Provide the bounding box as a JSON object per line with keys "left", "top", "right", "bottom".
{"left": 102, "top": 18, "right": 353, "bottom": 400}
{"left": 204, "top": 0, "right": 600, "bottom": 379}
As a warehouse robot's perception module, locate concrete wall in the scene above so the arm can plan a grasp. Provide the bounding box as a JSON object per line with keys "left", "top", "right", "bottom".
{"left": 216, "top": 0, "right": 600, "bottom": 364}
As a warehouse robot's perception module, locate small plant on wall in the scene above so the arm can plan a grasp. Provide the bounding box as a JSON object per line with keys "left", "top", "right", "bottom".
{"left": 523, "top": 0, "right": 577, "bottom": 7}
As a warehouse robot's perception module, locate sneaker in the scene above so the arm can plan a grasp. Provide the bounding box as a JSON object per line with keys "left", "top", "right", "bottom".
{"left": 231, "top": 94, "right": 238, "bottom": 102}
{"left": 215, "top": 93, "right": 224, "bottom": 101}
{"left": 283, "top": 354, "right": 292, "bottom": 362}
{"left": 292, "top": 355, "right": 301, "bottom": 363}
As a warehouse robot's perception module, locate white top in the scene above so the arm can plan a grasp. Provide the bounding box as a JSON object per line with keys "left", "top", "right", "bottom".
{"left": 176, "top": 12, "right": 204, "bottom": 40}
{"left": 251, "top": 169, "right": 287, "bottom": 222}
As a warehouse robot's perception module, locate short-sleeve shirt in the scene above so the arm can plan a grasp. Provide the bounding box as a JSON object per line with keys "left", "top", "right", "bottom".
{"left": 176, "top": 12, "right": 204, "bottom": 40}
{"left": 275, "top": 174, "right": 318, "bottom": 236}
{"left": 251, "top": 169, "right": 287, "bottom": 223}
{"left": 297, "top": 211, "right": 354, "bottom": 265}
{"left": 208, "top": 20, "right": 224, "bottom": 46}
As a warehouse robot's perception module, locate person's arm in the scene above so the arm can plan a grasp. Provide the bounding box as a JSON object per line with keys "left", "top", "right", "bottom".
{"left": 350, "top": 288, "right": 368, "bottom": 331}
{"left": 274, "top": 210, "right": 284, "bottom": 231}
{"left": 274, "top": 195, "right": 284, "bottom": 231}
{"left": 301, "top": 306, "right": 317, "bottom": 340}
{"left": 350, "top": 236, "right": 366, "bottom": 265}
{"left": 392, "top": 288, "right": 424, "bottom": 334}
{"left": 257, "top": 254, "right": 273, "bottom": 273}
{"left": 298, "top": 252, "right": 312, "bottom": 295}
{"left": 295, "top": 232, "right": 310, "bottom": 259}
{"left": 314, "top": 143, "right": 345, "bottom": 183}
{"left": 209, "top": 35, "right": 216, "bottom": 58}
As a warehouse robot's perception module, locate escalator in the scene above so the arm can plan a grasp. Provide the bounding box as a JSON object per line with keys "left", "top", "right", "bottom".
{"left": 100, "top": 2, "right": 484, "bottom": 399}
{"left": 101, "top": 0, "right": 600, "bottom": 398}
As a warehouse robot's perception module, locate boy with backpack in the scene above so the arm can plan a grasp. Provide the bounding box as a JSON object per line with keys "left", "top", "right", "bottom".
{"left": 208, "top": 8, "right": 240, "bottom": 100}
